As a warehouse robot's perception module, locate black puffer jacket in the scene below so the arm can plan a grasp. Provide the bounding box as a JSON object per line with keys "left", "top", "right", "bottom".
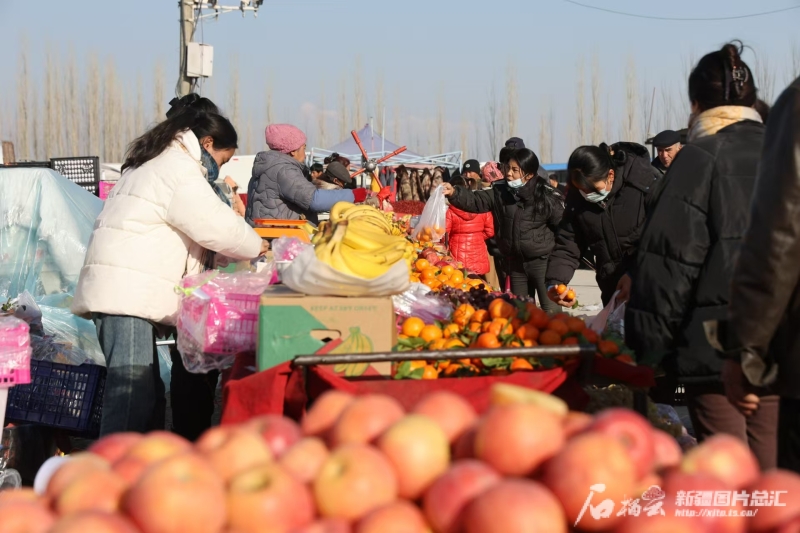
{"left": 545, "top": 143, "right": 660, "bottom": 303}
{"left": 625, "top": 120, "right": 766, "bottom": 384}
{"left": 448, "top": 178, "right": 564, "bottom": 261}
{"left": 726, "top": 79, "right": 800, "bottom": 397}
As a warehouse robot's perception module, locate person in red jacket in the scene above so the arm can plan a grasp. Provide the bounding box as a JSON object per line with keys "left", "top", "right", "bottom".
{"left": 446, "top": 176, "right": 495, "bottom": 276}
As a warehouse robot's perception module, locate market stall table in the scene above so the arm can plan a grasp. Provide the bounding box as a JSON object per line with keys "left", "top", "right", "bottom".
{"left": 220, "top": 345, "right": 655, "bottom": 425}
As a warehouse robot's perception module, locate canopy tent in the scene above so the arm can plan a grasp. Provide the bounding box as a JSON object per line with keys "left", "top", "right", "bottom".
{"left": 309, "top": 124, "right": 462, "bottom": 171}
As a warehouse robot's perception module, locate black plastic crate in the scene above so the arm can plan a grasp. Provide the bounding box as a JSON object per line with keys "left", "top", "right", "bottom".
{"left": 50, "top": 156, "right": 100, "bottom": 196}
{"left": 5, "top": 360, "right": 106, "bottom": 438}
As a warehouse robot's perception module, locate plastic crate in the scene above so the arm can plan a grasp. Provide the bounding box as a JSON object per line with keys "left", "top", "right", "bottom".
{"left": 5, "top": 360, "right": 106, "bottom": 437}
{"left": 50, "top": 156, "right": 100, "bottom": 196}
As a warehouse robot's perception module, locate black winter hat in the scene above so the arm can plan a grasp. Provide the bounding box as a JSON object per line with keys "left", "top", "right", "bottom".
{"left": 505, "top": 137, "right": 525, "bottom": 150}
{"left": 324, "top": 161, "right": 353, "bottom": 185}
{"left": 652, "top": 130, "right": 681, "bottom": 148}
{"left": 462, "top": 159, "right": 481, "bottom": 175}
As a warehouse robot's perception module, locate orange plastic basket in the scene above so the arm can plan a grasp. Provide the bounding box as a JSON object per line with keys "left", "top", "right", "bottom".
{"left": 252, "top": 219, "right": 311, "bottom": 243}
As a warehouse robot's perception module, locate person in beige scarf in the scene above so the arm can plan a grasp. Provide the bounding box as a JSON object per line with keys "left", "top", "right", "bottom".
{"left": 626, "top": 41, "right": 778, "bottom": 470}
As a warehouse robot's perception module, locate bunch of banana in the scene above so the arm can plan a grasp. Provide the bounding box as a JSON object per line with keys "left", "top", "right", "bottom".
{"left": 380, "top": 211, "right": 405, "bottom": 236}
{"left": 315, "top": 219, "right": 414, "bottom": 279}
{"left": 330, "top": 202, "right": 395, "bottom": 234}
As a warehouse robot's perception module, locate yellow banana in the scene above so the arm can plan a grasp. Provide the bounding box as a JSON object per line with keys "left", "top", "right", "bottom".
{"left": 339, "top": 247, "right": 392, "bottom": 278}
{"left": 342, "top": 243, "right": 405, "bottom": 265}
{"left": 347, "top": 215, "right": 392, "bottom": 234}
{"left": 344, "top": 225, "right": 406, "bottom": 251}
{"left": 330, "top": 202, "right": 355, "bottom": 221}
{"left": 347, "top": 219, "right": 399, "bottom": 241}
{"left": 342, "top": 205, "right": 390, "bottom": 223}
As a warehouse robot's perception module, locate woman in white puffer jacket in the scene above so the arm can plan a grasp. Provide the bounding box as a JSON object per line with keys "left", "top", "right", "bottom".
{"left": 72, "top": 102, "right": 267, "bottom": 436}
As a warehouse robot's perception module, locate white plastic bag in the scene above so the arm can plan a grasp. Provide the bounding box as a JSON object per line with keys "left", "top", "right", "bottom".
{"left": 411, "top": 185, "right": 447, "bottom": 243}
{"left": 281, "top": 246, "right": 410, "bottom": 297}
{"left": 392, "top": 283, "right": 452, "bottom": 323}
{"left": 585, "top": 290, "right": 622, "bottom": 335}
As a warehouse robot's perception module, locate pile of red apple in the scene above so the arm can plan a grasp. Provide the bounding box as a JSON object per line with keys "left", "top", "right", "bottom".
{"left": 2, "top": 383, "right": 800, "bottom": 533}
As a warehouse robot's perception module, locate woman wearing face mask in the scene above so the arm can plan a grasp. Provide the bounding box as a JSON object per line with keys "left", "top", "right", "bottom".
{"left": 245, "top": 126, "right": 369, "bottom": 225}
{"left": 442, "top": 149, "right": 563, "bottom": 311}
{"left": 72, "top": 103, "right": 267, "bottom": 436}
{"left": 545, "top": 142, "right": 660, "bottom": 308}
{"left": 625, "top": 42, "right": 777, "bottom": 469}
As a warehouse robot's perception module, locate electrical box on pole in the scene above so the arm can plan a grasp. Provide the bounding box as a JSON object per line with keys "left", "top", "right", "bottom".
{"left": 186, "top": 43, "right": 214, "bottom": 78}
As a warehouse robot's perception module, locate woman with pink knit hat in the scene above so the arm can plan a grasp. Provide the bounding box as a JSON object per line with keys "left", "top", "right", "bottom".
{"left": 245, "top": 124, "right": 369, "bottom": 224}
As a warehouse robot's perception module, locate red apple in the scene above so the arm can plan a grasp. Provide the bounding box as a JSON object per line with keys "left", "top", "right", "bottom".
{"left": 0, "top": 487, "right": 41, "bottom": 506}
{"left": 589, "top": 408, "right": 656, "bottom": 479}
{"left": 291, "top": 518, "right": 352, "bottom": 533}
{"left": 196, "top": 425, "right": 274, "bottom": 481}
{"left": 474, "top": 403, "right": 564, "bottom": 476}
{"left": 313, "top": 444, "right": 398, "bottom": 521}
{"left": 0, "top": 501, "right": 56, "bottom": 533}
{"left": 412, "top": 391, "right": 478, "bottom": 443}
{"left": 88, "top": 433, "right": 144, "bottom": 464}
{"left": 122, "top": 452, "right": 226, "bottom": 533}
{"left": 652, "top": 430, "right": 682, "bottom": 472}
{"left": 680, "top": 434, "right": 759, "bottom": 489}
{"left": 355, "top": 500, "right": 429, "bottom": 533}
{"left": 422, "top": 460, "right": 501, "bottom": 533}
{"left": 463, "top": 479, "right": 567, "bottom": 533}
{"left": 747, "top": 469, "right": 800, "bottom": 532}
{"left": 330, "top": 394, "right": 405, "bottom": 446}
{"left": 452, "top": 425, "right": 477, "bottom": 460}
{"left": 279, "top": 437, "right": 330, "bottom": 484}
{"left": 246, "top": 415, "right": 303, "bottom": 458}
{"left": 377, "top": 415, "right": 450, "bottom": 499}
{"left": 301, "top": 390, "right": 355, "bottom": 438}
{"left": 614, "top": 510, "right": 705, "bottom": 533}
{"left": 662, "top": 470, "right": 746, "bottom": 533}
{"left": 54, "top": 468, "right": 127, "bottom": 515}
{"left": 113, "top": 431, "right": 192, "bottom": 485}
{"left": 46, "top": 453, "right": 110, "bottom": 499}
{"left": 542, "top": 432, "right": 637, "bottom": 532}
{"left": 227, "top": 462, "right": 315, "bottom": 533}
{"left": 563, "top": 411, "right": 594, "bottom": 439}
{"left": 49, "top": 511, "right": 140, "bottom": 533}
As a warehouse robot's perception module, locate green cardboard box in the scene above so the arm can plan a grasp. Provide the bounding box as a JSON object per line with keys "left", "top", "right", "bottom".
{"left": 257, "top": 285, "right": 396, "bottom": 376}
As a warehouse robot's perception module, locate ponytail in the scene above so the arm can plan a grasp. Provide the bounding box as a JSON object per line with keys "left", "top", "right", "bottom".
{"left": 688, "top": 41, "right": 757, "bottom": 111}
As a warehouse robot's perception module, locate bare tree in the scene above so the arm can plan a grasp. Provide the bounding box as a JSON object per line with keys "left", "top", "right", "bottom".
{"left": 135, "top": 74, "right": 145, "bottom": 138}
{"left": 755, "top": 53, "right": 776, "bottom": 105}
{"left": 265, "top": 77, "right": 274, "bottom": 125}
{"left": 15, "top": 44, "right": 30, "bottom": 160}
{"left": 506, "top": 64, "right": 518, "bottom": 137}
{"left": 31, "top": 83, "right": 40, "bottom": 160}
{"left": 229, "top": 56, "right": 240, "bottom": 135}
{"left": 789, "top": 41, "right": 800, "bottom": 85}
{"left": 392, "top": 95, "right": 400, "bottom": 143}
{"left": 590, "top": 55, "right": 603, "bottom": 144}
{"left": 575, "top": 58, "right": 586, "bottom": 146}
{"left": 375, "top": 73, "right": 385, "bottom": 134}
{"left": 153, "top": 62, "right": 165, "bottom": 122}
{"left": 436, "top": 88, "right": 445, "bottom": 154}
{"left": 624, "top": 57, "right": 639, "bottom": 142}
{"left": 44, "top": 49, "right": 56, "bottom": 158}
{"left": 245, "top": 115, "right": 254, "bottom": 154}
{"left": 658, "top": 82, "right": 676, "bottom": 133}
{"left": 65, "top": 50, "right": 80, "bottom": 156}
{"left": 338, "top": 77, "right": 348, "bottom": 141}
{"left": 353, "top": 57, "right": 364, "bottom": 128}
{"left": 539, "top": 104, "right": 553, "bottom": 164}
{"left": 318, "top": 82, "right": 327, "bottom": 148}
{"left": 86, "top": 55, "right": 102, "bottom": 157}
{"left": 54, "top": 57, "right": 65, "bottom": 157}
{"left": 485, "top": 84, "right": 500, "bottom": 158}
{"left": 460, "top": 114, "right": 469, "bottom": 160}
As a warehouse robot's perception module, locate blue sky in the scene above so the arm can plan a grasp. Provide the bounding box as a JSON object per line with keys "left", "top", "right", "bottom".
{"left": 1, "top": 0, "right": 798, "bottom": 161}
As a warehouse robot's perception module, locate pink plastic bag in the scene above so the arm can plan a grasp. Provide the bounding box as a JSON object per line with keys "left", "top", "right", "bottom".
{"left": 0, "top": 316, "right": 32, "bottom": 385}
{"left": 176, "top": 265, "right": 276, "bottom": 374}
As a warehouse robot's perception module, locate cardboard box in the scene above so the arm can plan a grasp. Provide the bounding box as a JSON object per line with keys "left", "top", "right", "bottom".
{"left": 258, "top": 286, "right": 396, "bottom": 376}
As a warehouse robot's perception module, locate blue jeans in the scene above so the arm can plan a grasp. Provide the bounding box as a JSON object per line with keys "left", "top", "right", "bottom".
{"left": 95, "top": 314, "right": 165, "bottom": 436}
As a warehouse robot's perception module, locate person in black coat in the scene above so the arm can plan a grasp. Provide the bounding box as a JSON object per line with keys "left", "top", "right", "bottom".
{"left": 625, "top": 42, "right": 778, "bottom": 470}
{"left": 545, "top": 142, "right": 660, "bottom": 308}
{"left": 443, "top": 149, "right": 564, "bottom": 312}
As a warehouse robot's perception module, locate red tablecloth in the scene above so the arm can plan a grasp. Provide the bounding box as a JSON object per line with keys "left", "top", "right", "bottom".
{"left": 221, "top": 353, "right": 590, "bottom": 425}
{"left": 220, "top": 352, "right": 655, "bottom": 425}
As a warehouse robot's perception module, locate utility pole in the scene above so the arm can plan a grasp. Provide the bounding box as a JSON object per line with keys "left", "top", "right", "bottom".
{"left": 176, "top": 1, "right": 264, "bottom": 98}
{"left": 178, "top": 1, "right": 196, "bottom": 97}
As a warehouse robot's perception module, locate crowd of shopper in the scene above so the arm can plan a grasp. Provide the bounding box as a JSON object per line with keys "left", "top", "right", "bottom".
{"left": 72, "top": 39, "right": 800, "bottom": 474}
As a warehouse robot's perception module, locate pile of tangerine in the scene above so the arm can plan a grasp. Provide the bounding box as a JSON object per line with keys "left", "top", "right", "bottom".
{"left": 410, "top": 258, "right": 486, "bottom": 292}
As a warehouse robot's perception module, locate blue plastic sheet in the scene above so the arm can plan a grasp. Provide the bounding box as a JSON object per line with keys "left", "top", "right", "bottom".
{"left": 0, "top": 168, "right": 104, "bottom": 366}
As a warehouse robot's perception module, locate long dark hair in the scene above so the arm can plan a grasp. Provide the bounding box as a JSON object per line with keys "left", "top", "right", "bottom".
{"left": 122, "top": 109, "right": 238, "bottom": 172}
{"left": 166, "top": 93, "right": 219, "bottom": 119}
{"left": 511, "top": 148, "right": 556, "bottom": 218}
{"left": 688, "top": 41, "right": 757, "bottom": 111}
{"left": 567, "top": 143, "right": 622, "bottom": 190}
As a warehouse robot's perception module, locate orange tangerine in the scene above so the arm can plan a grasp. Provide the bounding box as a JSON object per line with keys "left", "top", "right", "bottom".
{"left": 401, "top": 317, "right": 426, "bottom": 337}
{"left": 441, "top": 265, "right": 455, "bottom": 276}
{"left": 420, "top": 325, "right": 444, "bottom": 343}
{"left": 539, "top": 330, "right": 562, "bottom": 346}
{"left": 414, "top": 258, "right": 430, "bottom": 271}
